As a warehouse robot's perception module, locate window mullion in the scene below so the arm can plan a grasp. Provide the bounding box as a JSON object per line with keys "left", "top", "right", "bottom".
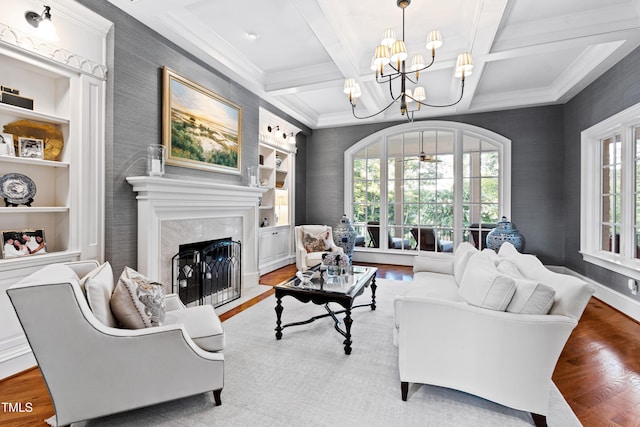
{"left": 380, "top": 137, "right": 389, "bottom": 250}
{"left": 622, "top": 127, "right": 635, "bottom": 258}
{"left": 453, "top": 129, "right": 464, "bottom": 248}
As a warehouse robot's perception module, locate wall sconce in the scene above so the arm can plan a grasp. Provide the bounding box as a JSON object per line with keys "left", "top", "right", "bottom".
{"left": 267, "top": 125, "right": 293, "bottom": 140}
{"left": 25, "top": 5, "right": 59, "bottom": 42}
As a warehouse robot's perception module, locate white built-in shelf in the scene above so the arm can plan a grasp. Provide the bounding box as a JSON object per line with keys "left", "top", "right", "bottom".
{"left": 0, "top": 207, "right": 69, "bottom": 213}
{"left": 0, "top": 250, "right": 81, "bottom": 272}
{"left": 0, "top": 156, "right": 69, "bottom": 168}
{"left": 0, "top": 103, "right": 69, "bottom": 124}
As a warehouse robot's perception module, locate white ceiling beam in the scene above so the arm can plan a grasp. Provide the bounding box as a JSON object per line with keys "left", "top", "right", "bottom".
{"left": 453, "top": 0, "right": 509, "bottom": 113}
{"left": 290, "top": 0, "right": 384, "bottom": 118}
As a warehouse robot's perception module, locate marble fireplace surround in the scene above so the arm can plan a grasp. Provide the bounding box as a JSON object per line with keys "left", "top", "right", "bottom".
{"left": 127, "top": 176, "right": 265, "bottom": 292}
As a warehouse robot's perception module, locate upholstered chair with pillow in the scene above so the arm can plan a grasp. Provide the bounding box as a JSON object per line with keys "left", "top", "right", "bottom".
{"left": 295, "top": 225, "right": 344, "bottom": 271}
{"left": 6, "top": 260, "right": 224, "bottom": 427}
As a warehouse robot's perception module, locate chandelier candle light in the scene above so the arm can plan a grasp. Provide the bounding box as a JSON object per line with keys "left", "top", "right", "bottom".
{"left": 344, "top": 0, "right": 473, "bottom": 121}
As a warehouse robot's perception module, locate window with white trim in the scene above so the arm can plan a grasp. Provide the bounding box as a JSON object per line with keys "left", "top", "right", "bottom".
{"left": 345, "top": 121, "right": 511, "bottom": 253}
{"left": 581, "top": 103, "right": 640, "bottom": 279}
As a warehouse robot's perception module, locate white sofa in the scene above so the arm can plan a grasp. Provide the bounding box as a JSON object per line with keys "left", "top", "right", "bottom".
{"left": 6, "top": 260, "right": 225, "bottom": 426}
{"left": 295, "top": 225, "right": 344, "bottom": 271}
{"left": 394, "top": 242, "right": 594, "bottom": 427}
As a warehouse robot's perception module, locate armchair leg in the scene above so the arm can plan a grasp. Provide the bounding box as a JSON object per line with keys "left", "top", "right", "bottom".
{"left": 401, "top": 381, "right": 408, "bottom": 401}
{"left": 213, "top": 389, "right": 222, "bottom": 406}
{"left": 531, "top": 413, "right": 547, "bottom": 427}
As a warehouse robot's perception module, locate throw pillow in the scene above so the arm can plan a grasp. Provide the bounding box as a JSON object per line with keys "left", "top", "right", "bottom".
{"left": 459, "top": 253, "right": 516, "bottom": 311}
{"left": 506, "top": 279, "right": 556, "bottom": 314}
{"left": 453, "top": 242, "right": 478, "bottom": 285}
{"left": 83, "top": 262, "right": 118, "bottom": 328}
{"left": 303, "top": 230, "right": 331, "bottom": 253}
{"left": 481, "top": 248, "right": 500, "bottom": 265}
{"left": 110, "top": 267, "right": 166, "bottom": 329}
{"left": 496, "top": 259, "right": 525, "bottom": 279}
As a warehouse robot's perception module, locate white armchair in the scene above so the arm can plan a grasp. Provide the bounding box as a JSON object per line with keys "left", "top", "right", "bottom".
{"left": 6, "top": 261, "right": 224, "bottom": 426}
{"left": 295, "top": 225, "right": 344, "bottom": 271}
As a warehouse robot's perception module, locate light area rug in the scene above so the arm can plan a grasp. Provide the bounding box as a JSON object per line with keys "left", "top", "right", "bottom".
{"left": 73, "top": 279, "right": 582, "bottom": 427}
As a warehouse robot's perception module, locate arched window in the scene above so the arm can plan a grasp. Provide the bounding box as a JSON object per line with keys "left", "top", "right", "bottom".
{"left": 345, "top": 121, "right": 511, "bottom": 256}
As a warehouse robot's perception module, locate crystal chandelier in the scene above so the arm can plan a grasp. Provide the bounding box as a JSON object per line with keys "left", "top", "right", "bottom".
{"left": 343, "top": 0, "right": 473, "bottom": 121}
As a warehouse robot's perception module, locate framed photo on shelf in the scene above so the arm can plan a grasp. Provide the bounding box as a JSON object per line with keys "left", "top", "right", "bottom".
{"left": 18, "top": 137, "right": 44, "bottom": 159}
{"left": 162, "top": 66, "right": 243, "bottom": 174}
{"left": 0, "top": 133, "right": 15, "bottom": 157}
{"left": 1, "top": 229, "right": 47, "bottom": 259}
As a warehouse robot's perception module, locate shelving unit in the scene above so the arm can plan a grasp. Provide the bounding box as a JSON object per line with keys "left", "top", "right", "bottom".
{"left": 258, "top": 137, "right": 296, "bottom": 274}
{"left": 258, "top": 144, "right": 290, "bottom": 228}
{"left": 0, "top": 50, "right": 71, "bottom": 258}
{"left": 0, "top": 44, "right": 105, "bottom": 270}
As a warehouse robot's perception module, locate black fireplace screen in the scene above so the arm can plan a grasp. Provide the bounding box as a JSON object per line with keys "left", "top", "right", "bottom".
{"left": 171, "top": 238, "right": 241, "bottom": 308}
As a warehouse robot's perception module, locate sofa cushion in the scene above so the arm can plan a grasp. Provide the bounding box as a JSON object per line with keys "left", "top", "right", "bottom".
{"left": 453, "top": 242, "right": 478, "bottom": 285}
{"left": 498, "top": 241, "right": 520, "bottom": 258}
{"left": 413, "top": 255, "right": 454, "bottom": 275}
{"left": 83, "top": 262, "right": 118, "bottom": 328}
{"left": 496, "top": 258, "right": 525, "bottom": 278}
{"left": 506, "top": 279, "right": 556, "bottom": 314}
{"left": 412, "top": 271, "right": 461, "bottom": 300}
{"left": 459, "top": 253, "right": 516, "bottom": 311}
{"left": 482, "top": 248, "right": 500, "bottom": 265}
{"left": 506, "top": 253, "right": 594, "bottom": 318}
{"left": 164, "top": 304, "right": 225, "bottom": 352}
{"left": 110, "top": 267, "right": 166, "bottom": 329}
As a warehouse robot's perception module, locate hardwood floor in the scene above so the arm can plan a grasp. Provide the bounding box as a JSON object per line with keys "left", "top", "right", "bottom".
{"left": 1, "top": 263, "right": 639, "bottom": 426}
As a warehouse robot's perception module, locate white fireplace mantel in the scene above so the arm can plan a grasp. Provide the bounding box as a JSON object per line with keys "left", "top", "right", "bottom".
{"left": 127, "top": 176, "right": 266, "bottom": 290}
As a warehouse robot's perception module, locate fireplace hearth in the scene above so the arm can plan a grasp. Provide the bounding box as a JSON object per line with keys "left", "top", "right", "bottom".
{"left": 172, "top": 238, "right": 241, "bottom": 308}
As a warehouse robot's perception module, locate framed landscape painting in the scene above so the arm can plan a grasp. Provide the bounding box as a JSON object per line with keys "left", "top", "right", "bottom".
{"left": 162, "top": 67, "right": 243, "bottom": 174}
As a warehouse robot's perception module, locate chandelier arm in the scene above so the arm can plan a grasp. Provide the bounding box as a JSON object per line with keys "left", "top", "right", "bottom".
{"left": 404, "top": 74, "right": 418, "bottom": 85}
{"left": 412, "top": 55, "right": 436, "bottom": 74}
{"left": 376, "top": 73, "right": 402, "bottom": 85}
{"left": 351, "top": 95, "right": 402, "bottom": 120}
{"left": 412, "top": 79, "right": 466, "bottom": 108}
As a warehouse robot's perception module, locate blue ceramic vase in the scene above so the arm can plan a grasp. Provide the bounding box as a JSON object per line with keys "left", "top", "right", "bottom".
{"left": 333, "top": 214, "right": 357, "bottom": 262}
{"left": 486, "top": 216, "right": 524, "bottom": 252}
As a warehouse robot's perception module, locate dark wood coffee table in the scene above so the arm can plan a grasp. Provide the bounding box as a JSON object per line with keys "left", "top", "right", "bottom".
{"left": 274, "top": 265, "right": 377, "bottom": 355}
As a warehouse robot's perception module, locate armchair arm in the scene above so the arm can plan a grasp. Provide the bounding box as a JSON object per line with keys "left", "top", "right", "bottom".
{"left": 395, "top": 295, "right": 577, "bottom": 415}
{"left": 165, "top": 293, "right": 186, "bottom": 311}
{"left": 296, "top": 246, "right": 309, "bottom": 271}
{"left": 413, "top": 252, "right": 454, "bottom": 274}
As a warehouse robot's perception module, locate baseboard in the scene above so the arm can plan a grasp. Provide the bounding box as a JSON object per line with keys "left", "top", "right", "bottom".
{"left": 259, "top": 256, "right": 294, "bottom": 275}
{"left": 0, "top": 341, "right": 35, "bottom": 381}
{"left": 551, "top": 266, "right": 640, "bottom": 322}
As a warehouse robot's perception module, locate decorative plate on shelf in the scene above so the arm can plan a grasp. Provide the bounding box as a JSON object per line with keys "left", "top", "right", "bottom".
{"left": 0, "top": 173, "right": 36, "bottom": 206}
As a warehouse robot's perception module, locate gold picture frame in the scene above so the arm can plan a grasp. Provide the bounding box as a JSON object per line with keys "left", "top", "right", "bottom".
{"left": 162, "top": 67, "right": 243, "bottom": 174}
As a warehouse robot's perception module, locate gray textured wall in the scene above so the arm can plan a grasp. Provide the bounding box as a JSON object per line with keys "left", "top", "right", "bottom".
{"left": 76, "top": 0, "right": 640, "bottom": 299}
{"left": 305, "top": 106, "right": 566, "bottom": 265}
{"left": 78, "top": 0, "right": 307, "bottom": 276}
{"left": 563, "top": 45, "right": 640, "bottom": 298}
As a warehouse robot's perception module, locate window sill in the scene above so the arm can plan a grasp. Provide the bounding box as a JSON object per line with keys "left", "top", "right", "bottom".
{"left": 580, "top": 250, "right": 640, "bottom": 281}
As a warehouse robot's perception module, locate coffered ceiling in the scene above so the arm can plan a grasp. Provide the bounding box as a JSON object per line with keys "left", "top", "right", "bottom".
{"left": 107, "top": 0, "right": 640, "bottom": 129}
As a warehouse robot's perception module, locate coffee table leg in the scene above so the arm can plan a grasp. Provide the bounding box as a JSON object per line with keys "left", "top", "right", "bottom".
{"left": 371, "top": 275, "right": 377, "bottom": 311}
{"left": 343, "top": 309, "right": 353, "bottom": 355}
{"left": 275, "top": 296, "right": 283, "bottom": 340}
